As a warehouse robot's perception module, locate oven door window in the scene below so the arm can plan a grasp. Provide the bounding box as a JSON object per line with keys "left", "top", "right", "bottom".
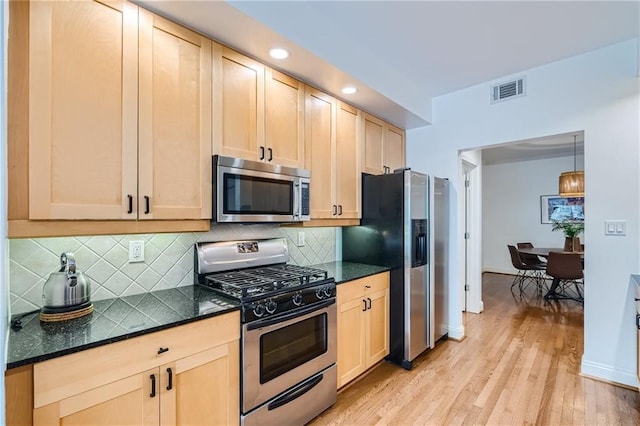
{"left": 260, "top": 313, "right": 327, "bottom": 384}
{"left": 223, "top": 173, "right": 293, "bottom": 215}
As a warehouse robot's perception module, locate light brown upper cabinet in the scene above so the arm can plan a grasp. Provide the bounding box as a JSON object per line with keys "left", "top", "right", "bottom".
{"left": 29, "top": 0, "right": 139, "bottom": 220}
{"left": 213, "top": 45, "right": 304, "bottom": 168}
{"left": 305, "top": 88, "right": 335, "bottom": 219}
{"left": 335, "top": 101, "right": 361, "bottom": 219}
{"left": 305, "top": 87, "right": 361, "bottom": 220}
{"left": 265, "top": 69, "right": 305, "bottom": 167}
{"left": 27, "top": 1, "right": 211, "bottom": 221}
{"left": 362, "top": 113, "right": 406, "bottom": 175}
{"left": 138, "top": 10, "right": 212, "bottom": 220}
{"left": 384, "top": 123, "right": 406, "bottom": 174}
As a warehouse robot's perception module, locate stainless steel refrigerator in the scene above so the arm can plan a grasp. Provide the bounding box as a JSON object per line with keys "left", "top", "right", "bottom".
{"left": 430, "top": 176, "right": 449, "bottom": 348}
{"left": 342, "top": 170, "right": 449, "bottom": 369}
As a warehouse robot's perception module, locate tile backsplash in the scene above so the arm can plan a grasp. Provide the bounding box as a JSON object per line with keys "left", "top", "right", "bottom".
{"left": 9, "top": 224, "right": 337, "bottom": 315}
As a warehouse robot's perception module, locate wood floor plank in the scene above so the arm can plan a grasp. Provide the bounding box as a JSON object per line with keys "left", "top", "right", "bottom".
{"left": 310, "top": 273, "right": 640, "bottom": 426}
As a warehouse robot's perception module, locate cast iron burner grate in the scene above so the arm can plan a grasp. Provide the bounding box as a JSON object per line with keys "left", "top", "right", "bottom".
{"left": 204, "top": 264, "right": 329, "bottom": 300}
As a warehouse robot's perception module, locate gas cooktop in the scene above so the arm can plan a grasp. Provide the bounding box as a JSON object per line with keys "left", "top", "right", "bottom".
{"left": 204, "top": 264, "right": 330, "bottom": 301}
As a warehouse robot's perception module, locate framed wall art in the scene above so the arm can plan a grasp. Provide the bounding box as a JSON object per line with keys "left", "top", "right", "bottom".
{"left": 540, "top": 194, "right": 584, "bottom": 224}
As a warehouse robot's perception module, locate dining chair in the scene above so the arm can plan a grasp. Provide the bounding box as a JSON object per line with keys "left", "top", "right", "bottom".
{"left": 544, "top": 251, "right": 584, "bottom": 304}
{"left": 507, "top": 245, "right": 546, "bottom": 294}
{"left": 516, "top": 242, "right": 547, "bottom": 267}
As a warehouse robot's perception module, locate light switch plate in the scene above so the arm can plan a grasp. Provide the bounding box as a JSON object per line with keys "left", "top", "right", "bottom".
{"left": 297, "top": 231, "right": 305, "bottom": 247}
{"left": 604, "top": 220, "right": 626, "bottom": 236}
{"left": 129, "top": 241, "right": 145, "bottom": 262}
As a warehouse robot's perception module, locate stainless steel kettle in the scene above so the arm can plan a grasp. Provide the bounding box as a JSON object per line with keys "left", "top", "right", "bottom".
{"left": 42, "top": 253, "right": 91, "bottom": 309}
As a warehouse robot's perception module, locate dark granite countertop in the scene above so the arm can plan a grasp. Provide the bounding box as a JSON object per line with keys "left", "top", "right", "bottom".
{"left": 7, "top": 285, "right": 240, "bottom": 370}
{"left": 311, "top": 261, "right": 390, "bottom": 284}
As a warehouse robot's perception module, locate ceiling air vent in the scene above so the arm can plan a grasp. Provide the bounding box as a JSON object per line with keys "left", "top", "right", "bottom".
{"left": 490, "top": 77, "right": 526, "bottom": 104}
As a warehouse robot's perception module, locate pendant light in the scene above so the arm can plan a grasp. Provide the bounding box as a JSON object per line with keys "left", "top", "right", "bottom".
{"left": 558, "top": 135, "right": 584, "bottom": 197}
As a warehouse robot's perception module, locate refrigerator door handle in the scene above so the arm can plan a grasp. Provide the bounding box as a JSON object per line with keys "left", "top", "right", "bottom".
{"left": 415, "top": 233, "right": 427, "bottom": 265}
{"left": 420, "top": 234, "right": 428, "bottom": 264}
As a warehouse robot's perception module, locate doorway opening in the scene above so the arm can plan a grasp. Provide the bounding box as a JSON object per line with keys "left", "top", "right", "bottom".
{"left": 460, "top": 131, "right": 585, "bottom": 314}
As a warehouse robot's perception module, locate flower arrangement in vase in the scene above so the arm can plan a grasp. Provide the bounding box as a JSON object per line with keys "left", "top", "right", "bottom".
{"left": 551, "top": 220, "right": 584, "bottom": 252}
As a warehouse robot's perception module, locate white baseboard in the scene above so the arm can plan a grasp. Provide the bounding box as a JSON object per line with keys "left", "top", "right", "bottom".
{"left": 482, "top": 267, "right": 516, "bottom": 275}
{"left": 447, "top": 324, "right": 465, "bottom": 340}
{"left": 581, "top": 357, "right": 639, "bottom": 388}
{"left": 466, "top": 301, "right": 483, "bottom": 314}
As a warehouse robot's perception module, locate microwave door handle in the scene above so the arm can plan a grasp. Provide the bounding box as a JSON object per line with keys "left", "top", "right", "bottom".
{"left": 293, "top": 181, "right": 300, "bottom": 219}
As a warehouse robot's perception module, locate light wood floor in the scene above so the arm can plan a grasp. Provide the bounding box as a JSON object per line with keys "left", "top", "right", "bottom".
{"left": 311, "top": 273, "right": 640, "bottom": 425}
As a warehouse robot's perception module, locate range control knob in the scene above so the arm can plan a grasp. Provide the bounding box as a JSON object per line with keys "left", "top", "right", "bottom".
{"left": 253, "top": 303, "right": 266, "bottom": 318}
{"left": 315, "top": 288, "right": 324, "bottom": 299}
{"left": 292, "top": 292, "right": 303, "bottom": 306}
{"left": 323, "top": 287, "right": 333, "bottom": 298}
{"left": 266, "top": 299, "right": 277, "bottom": 314}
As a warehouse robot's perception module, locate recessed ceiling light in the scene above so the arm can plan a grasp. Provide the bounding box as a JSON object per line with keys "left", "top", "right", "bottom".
{"left": 269, "top": 48, "right": 289, "bottom": 59}
{"left": 342, "top": 86, "right": 357, "bottom": 95}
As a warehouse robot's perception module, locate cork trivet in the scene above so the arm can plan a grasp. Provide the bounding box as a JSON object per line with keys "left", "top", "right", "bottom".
{"left": 40, "top": 303, "right": 94, "bottom": 322}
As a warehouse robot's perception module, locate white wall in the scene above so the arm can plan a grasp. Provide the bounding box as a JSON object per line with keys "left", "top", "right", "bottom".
{"left": 407, "top": 38, "right": 640, "bottom": 387}
{"left": 483, "top": 154, "right": 584, "bottom": 274}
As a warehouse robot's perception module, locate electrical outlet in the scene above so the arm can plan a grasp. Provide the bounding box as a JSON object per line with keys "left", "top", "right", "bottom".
{"left": 297, "top": 231, "right": 306, "bottom": 247}
{"left": 129, "top": 241, "right": 145, "bottom": 263}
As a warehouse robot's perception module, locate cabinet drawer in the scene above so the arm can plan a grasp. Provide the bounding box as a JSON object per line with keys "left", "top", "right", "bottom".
{"left": 337, "top": 272, "right": 390, "bottom": 302}
{"left": 34, "top": 311, "right": 239, "bottom": 409}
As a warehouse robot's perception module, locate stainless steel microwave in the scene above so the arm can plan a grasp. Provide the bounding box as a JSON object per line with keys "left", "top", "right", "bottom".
{"left": 213, "top": 155, "right": 311, "bottom": 223}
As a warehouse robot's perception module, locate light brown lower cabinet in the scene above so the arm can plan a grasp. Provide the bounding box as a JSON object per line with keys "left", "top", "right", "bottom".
{"left": 7, "top": 312, "right": 240, "bottom": 426}
{"left": 336, "top": 272, "right": 390, "bottom": 388}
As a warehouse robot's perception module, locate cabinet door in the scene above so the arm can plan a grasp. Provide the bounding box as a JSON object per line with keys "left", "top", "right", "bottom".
{"left": 305, "top": 87, "right": 336, "bottom": 219}
{"left": 384, "top": 124, "right": 405, "bottom": 173}
{"left": 213, "top": 45, "right": 265, "bottom": 161}
{"left": 365, "top": 287, "right": 390, "bottom": 368}
{"left": 337, "top": 296, "right": 367, "bottom": 388}
{"left": 336, "top": 102, "right": 361, "bottom": 219}
{"left": 266, "top": 68, "right": 304, "bottom": 168}
{"left": 362, "top": 113, "right": 385, "bottom": 175}
{"left": 29, "top": 0, "right": 139, "bottom": 219}
{"left": 138, "top": 10, "right": 212, "bottom": 220}
{"left": 160, "top": 342, "right": 240, "bottom": 426}
{"left": 33, "top": 368, "right": 158, "bottom": 426}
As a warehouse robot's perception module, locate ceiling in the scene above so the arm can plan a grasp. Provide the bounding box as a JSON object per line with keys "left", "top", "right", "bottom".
{"left": 136, "top": 1, "right": 640, "bottom": 130}
{"left": 480, "top": 132, "right": 584, "bottom": 165}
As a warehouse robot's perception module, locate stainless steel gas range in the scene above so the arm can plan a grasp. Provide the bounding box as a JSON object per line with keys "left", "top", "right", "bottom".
{"left": 195, "top": 238, "right": 337, "bottom": 426}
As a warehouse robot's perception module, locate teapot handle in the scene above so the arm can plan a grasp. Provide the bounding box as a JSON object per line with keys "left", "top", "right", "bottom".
{"left": 60, "top": 253, "right": 77, "bottom": 274}
{"left": 59, "top": 253, "right": 67, "bottom": 272}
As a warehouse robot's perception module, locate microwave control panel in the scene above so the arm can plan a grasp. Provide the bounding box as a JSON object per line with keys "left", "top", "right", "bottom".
{"left": 301, "top": 183, "right": 310, "bottom": 216}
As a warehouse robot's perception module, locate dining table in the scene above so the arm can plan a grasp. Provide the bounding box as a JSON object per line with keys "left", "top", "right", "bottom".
{"left": 517, "top": 247, "right": 584, "bottom": 300}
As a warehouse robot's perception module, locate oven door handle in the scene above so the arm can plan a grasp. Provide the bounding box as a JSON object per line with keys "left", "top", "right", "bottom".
{"left": 246, "top": 299, "right": 335, "bottom": 331}
{"left": 267, "top": 372, "right": 324, "bottom": 411}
